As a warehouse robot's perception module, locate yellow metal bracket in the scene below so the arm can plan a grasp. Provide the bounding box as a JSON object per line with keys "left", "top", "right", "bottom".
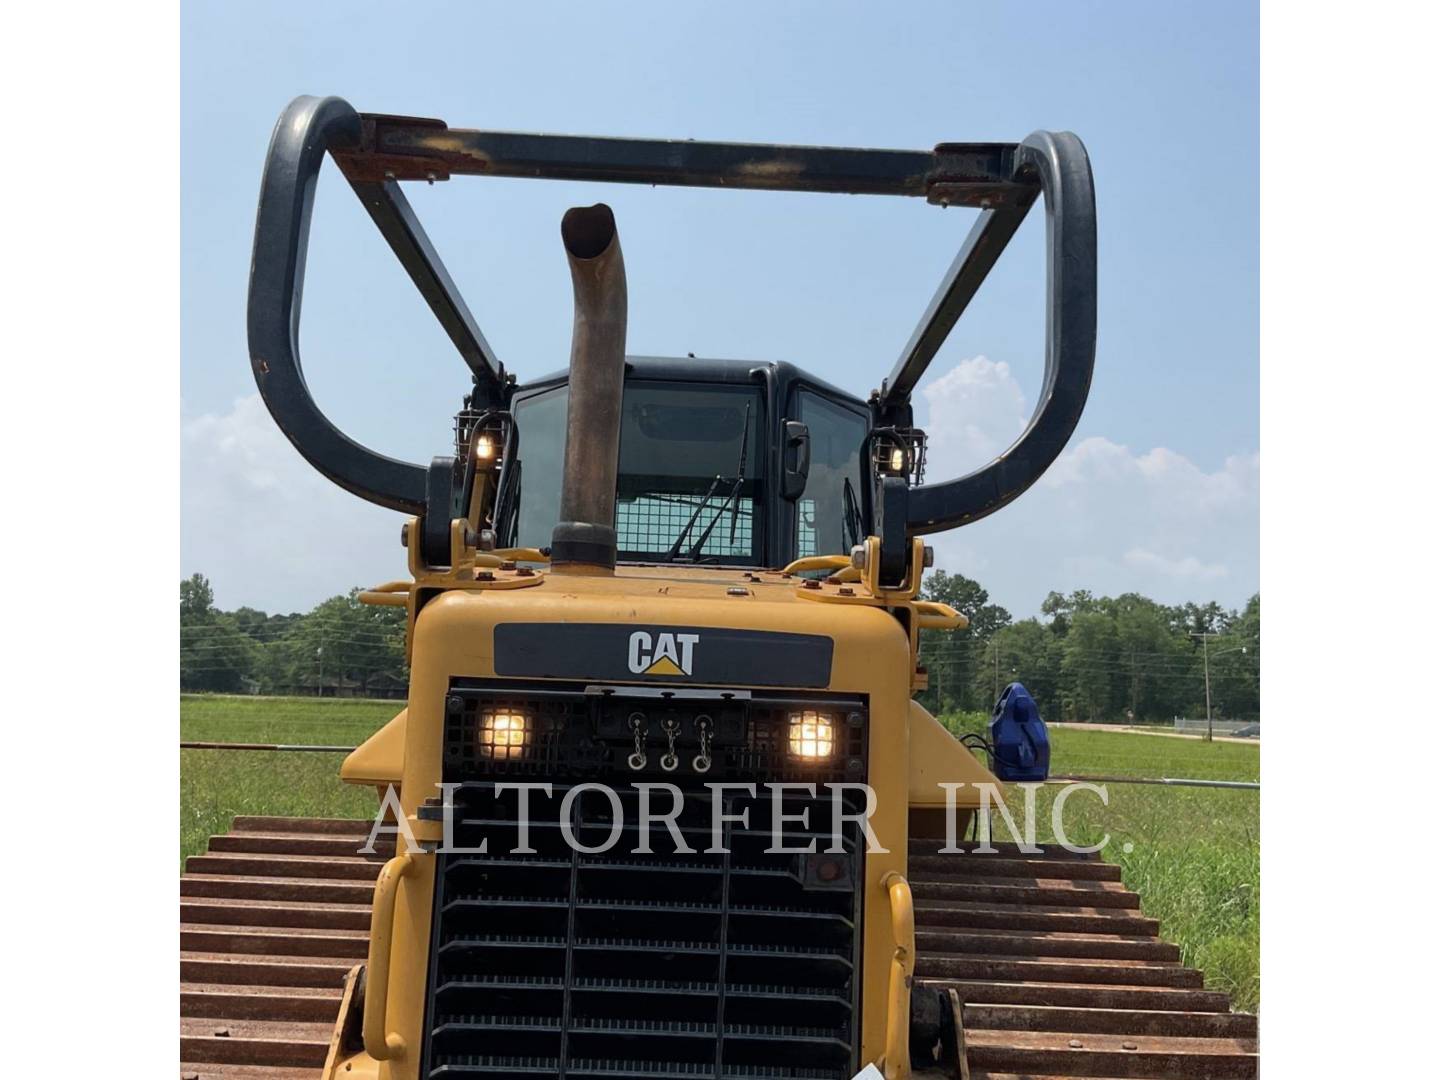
{"left": 358, "top": 517, "right": 547, "bottom": 663}
{"left": 913, "top": 600, "right": 965, "bottom": 631}
{"left": 880, "top": 871, "right": 916, "bottom": 1080}
{"left": 862, "top": 537, "right": 928, "bottom": 601}
{"left": 494, "top": 547, "right": 550, "bottom": 563}
{"left": 779, "top": 554, "right": 853, "bottom": 576}
{"left": 357, "top": 580, "right": 409, "bottom": 608}
{"left": 791, "top": 538, "right": 967, "bottom": 691}
{"left": 363, "top": 853, "right": 416, "bottom": 1062}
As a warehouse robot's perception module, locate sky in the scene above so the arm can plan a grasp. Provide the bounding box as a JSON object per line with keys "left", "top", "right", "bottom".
{"left": 181, "top": 0, "right": 1258, "bottom": 619}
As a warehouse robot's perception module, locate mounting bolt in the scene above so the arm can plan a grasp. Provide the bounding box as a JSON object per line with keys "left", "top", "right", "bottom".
{"left": 922, "top": 545, "right": 935, "bottom": 568}
{"left": 850, "top": 544, "right": 868, "bottom": 570}
{"left": 477, "top": 570, "right": 495, "bottom": 582}
{"left": 727, "top": 586, "right": 750, "bottom": 597}
{"left": 446, "top": 695, "right": 463, "bottom": 714}
{"left": 477, "top": 528, "right": 497, "bottom": 552}
{"left": 400, "top": 523, "right": 411, "bottom": 547}
{"left": 802, "top": 579, "right": 821, "bottom": 590}
{"left": 837, "top": 586, "right": 855, "bottom": 597}
{"left": 462, "top": 524, "right": 479, "bottom": 549}
{"left": 847, "top": 712, "right": 863, "bottom": 729}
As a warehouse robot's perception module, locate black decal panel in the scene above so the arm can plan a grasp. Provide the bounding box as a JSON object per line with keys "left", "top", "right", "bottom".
{"left": 493, "top": 623, "right": 833, "bottom": 688}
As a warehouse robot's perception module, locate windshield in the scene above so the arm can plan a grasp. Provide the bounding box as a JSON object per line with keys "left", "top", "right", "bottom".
{"left": 509, "top": 382, "right": 764, "bottom": 564}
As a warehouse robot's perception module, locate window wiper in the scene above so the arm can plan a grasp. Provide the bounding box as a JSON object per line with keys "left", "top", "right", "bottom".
{"left": 687, "top": 403, "right": 752, "bottom": 561}
{"left": 728, "top": 403, "right": 753, "bottom": 547}
{"left": 662, "top": 475, "right": 723, "bottom": 562}
{"left": 843, "top": 476, "right": 862, "bottom": 550}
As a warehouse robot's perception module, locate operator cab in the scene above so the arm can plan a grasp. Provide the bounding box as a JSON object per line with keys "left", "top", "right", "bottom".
{"left": 461, "top": 356, "right": 923, "bottom": 569}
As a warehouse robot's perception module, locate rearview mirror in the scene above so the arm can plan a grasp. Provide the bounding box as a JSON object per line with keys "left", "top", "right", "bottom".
{"left": 781, "top": 420, "right": 810, "bottom": 500}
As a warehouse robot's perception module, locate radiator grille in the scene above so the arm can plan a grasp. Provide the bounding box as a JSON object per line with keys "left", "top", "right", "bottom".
{"left": 421, "top": 685, "right": 867, "bottom": 1079}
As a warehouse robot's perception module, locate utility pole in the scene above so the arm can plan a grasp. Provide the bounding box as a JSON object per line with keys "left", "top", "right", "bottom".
{"left": 1130, "top": 646, "right": 1139, "bottom": 722}
{"left": 1193, "top": 637, "right": 1251, "bottom": 740}
{"left": 1189, "top": 631, "right": 1224, "bottom": 741}
{"left": 1200, "top": 633, "right": 1212, "bottom": 741}
{"left": 1190, "top": 631, "right": 1255, "bottom": 740}
{"left": 316, "top": 643, "right": 324, "bottom": 699}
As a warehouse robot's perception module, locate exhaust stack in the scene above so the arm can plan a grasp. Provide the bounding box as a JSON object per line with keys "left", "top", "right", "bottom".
{"left": 550, "top": 203, "right": 628, "bottom": 573}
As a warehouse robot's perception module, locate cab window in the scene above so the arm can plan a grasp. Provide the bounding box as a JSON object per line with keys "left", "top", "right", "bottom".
{"left": 509, "top": 382, "right": 764, "bottom": 564}
{"left": 509, "top": 386, "right": 569, "bottom": 552}
{"left": 794, "top": 390, "right": 867, "bottom": 558}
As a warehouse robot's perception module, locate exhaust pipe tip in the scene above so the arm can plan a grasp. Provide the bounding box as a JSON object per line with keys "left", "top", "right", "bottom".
{"left": 561, "top": 203, "right": 618, "bottom": 260}
{"left": 551, "top": 203, "right": 628, "bottom": 574}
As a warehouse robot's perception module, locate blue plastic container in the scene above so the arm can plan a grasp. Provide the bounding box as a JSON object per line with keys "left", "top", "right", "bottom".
{"left": 988, "top": 682, "right": 1050, "bottom": 782}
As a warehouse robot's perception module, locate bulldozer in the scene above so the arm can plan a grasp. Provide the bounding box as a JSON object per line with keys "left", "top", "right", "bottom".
{"left": 180, "top": 95, "right": 1258, "bottom": 1080}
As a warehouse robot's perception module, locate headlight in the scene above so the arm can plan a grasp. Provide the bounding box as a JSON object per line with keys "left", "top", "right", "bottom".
{"left": 788, "top": 710, "right": 835, "bottom": 759}
{"left": 479, "top": 709, "right": 529, "bottom": 759}
{"left": 475, "top": 434, "right": 496, "bottom": 462}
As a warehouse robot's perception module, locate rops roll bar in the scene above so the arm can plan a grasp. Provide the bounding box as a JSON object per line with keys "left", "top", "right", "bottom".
{"left": 246, "top": 94, "right": 1096, "bottom": 562}
{"left": 892, "top": 130, "right": 1097, "bottom": 535}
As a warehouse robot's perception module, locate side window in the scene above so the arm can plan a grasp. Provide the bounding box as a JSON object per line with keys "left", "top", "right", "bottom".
{"left": 794, "top": 390, "right": 868, "bottom": 558}
{"left": 510, "top": 387, "right": 569, "bottom": 550}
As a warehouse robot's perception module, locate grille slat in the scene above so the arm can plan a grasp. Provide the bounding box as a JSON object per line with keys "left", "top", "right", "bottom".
{"left": 422, "top": 684, "right": 867, "bottom": 1079}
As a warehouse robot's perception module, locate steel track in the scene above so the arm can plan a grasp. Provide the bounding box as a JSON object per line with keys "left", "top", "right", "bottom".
{"left": 180, "top": 817, "right": 1257, "bottom": 1079}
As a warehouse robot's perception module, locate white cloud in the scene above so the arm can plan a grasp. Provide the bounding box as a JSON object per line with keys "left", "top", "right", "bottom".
{"left": 919, "top": 357, "right": 1258, "bottom": 614}
{"left": 181, "top": 394, "right": 407, "bottom": 613}
{"left": 921, "top": 355, "right": 1029, "bottom": 468}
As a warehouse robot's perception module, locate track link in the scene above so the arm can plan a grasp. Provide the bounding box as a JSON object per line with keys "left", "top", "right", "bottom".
{"left": 179, "top": 818, "right": 1256, "bottom": 1078}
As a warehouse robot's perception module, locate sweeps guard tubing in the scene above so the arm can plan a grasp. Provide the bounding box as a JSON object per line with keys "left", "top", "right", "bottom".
{"left": 247, "top": 95, "right": 1096, "bottom": 537}
{"left": 903, "top": 130, "right": 1097, "bottom": 534}
{"left": 247, "top": 95, "right": 431, "bottom": 514}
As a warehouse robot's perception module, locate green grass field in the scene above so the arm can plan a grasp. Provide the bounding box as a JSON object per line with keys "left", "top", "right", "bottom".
{"left": 180, "top": 695, "right": 397, "bottom": 867}
{"left": 939, "top": 712, "right": 1259, "bottom": 1011}
{"left": 180, "top": 694, "right": 1259, "bottom": 1011}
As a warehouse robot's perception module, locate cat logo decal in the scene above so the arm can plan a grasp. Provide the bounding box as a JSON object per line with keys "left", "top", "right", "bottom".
{"left": 627, "top": 630, "right": 700, "bottom": 677}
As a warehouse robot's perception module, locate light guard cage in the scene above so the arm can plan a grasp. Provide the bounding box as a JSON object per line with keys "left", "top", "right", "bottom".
{"left": 247, "top": 95, "right": 1096, "bottom": 581}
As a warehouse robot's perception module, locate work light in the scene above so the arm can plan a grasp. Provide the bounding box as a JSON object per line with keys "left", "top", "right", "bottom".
{"left": 873, "top": 439, "right": 907, "bottom": 476}
{"left": 479, "top": 709, "right": 530, "bottom": 759}
{"left": 788, "top": 710, "right": 835, "bottom": 759}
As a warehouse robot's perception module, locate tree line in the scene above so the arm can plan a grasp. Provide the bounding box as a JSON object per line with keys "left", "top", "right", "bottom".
{"left": 916, "top": 571, "right": 1259, "bottom": 723}
{"left": 180, "top": 574, "right": 407, "bottom": 696}
{"left": 180, "top": 571, "right": 1259, "bottom": 722}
